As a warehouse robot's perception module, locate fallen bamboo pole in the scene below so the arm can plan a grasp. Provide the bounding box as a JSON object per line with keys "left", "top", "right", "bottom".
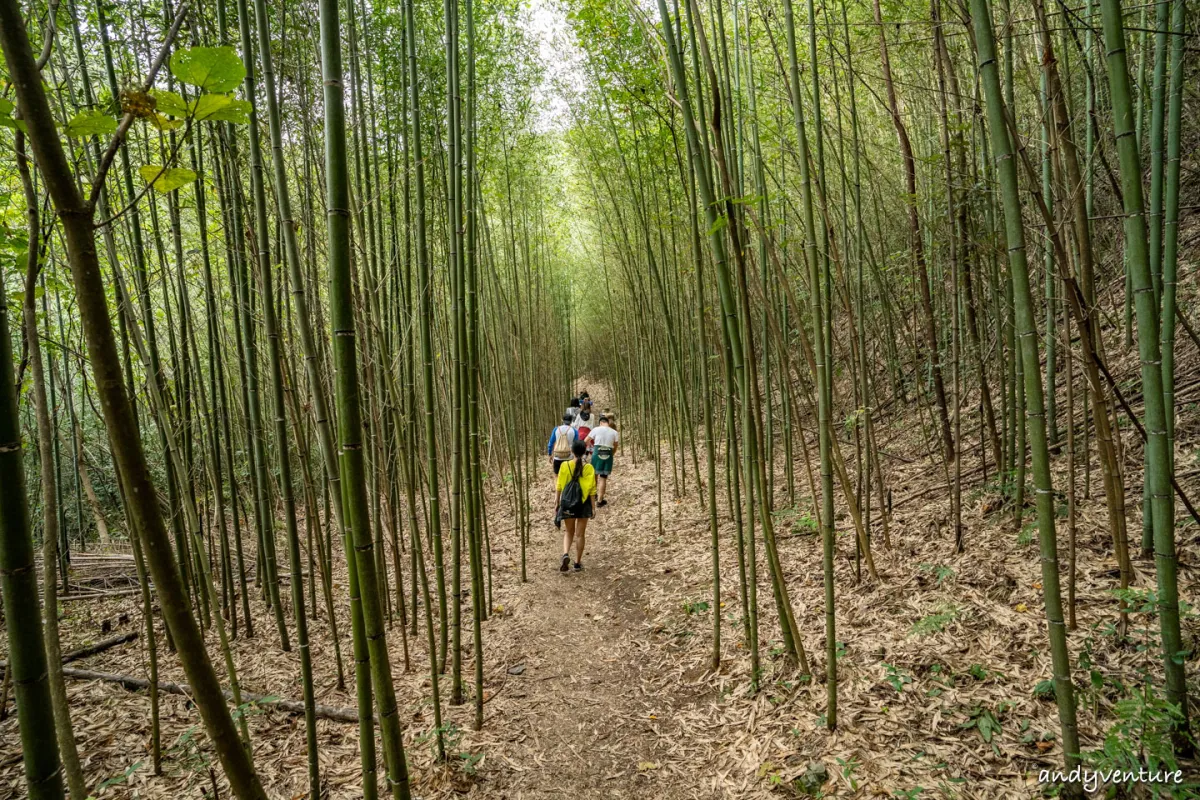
{"left": 0, "top": 630, "right": 138, "bottom": 676}
{"left": 61, "top": 630, "right": 139, "bottom": 663}
{"left": 57, "top": 587, "right": 145, "bottom": 600}
{"left": 55, "top": 667, "right": 359, "bottom": 724}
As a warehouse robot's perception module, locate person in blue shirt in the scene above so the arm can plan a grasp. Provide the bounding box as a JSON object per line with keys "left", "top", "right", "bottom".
{"left": 546, "top": 414, "right": 577, "bottom": 475}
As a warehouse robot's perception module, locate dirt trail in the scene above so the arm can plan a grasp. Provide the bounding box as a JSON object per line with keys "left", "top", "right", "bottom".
{"left": 462, "top": 451, "right": 710, "bottom": 799}
{"left": 5, "top": 374, "right": 1192, "bottom": 798}
{"left": 0, "top": 390, "right": 731, "bottom": 799}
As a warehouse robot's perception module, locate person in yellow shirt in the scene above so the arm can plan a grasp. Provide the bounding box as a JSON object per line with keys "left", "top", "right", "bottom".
{"left": 555, "top": 441, "right": 596, "bottom": 572}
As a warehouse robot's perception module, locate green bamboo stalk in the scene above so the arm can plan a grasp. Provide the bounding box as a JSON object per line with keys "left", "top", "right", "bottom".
{"left": 1161, "top": 0, "right": 1185, "bottom": 552}
{"left": 969, "top": 0, "right": 1082, "bottom": 786}
{"left": 781, "top": 0, "right": 833, "bottom": 716}
{"left": 2, "top": 134, "right": 67, "bottom": 800}
{"left": 319, "top": 0, "right": 414, "bottom": 790}
{"left": 0, "top": 5, "right": 268, "bottom": 795}
{"left": 1097, "top": 0, "right": 1191, "bottom": 748}
{"left": 234, "top": 0, "right": 293, "bottom": 651}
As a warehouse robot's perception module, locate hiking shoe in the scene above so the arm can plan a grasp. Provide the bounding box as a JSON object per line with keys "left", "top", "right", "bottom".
{"left": 574, "top": 562, "right": 583, "bottom": 572}
{"left": 560, "top": 554, "right": 571, "bottom": 572}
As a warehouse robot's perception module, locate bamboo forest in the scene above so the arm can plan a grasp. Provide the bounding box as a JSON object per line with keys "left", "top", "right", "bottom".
{"left": 0, "top": 0, "right": 1197, "bottom": 794}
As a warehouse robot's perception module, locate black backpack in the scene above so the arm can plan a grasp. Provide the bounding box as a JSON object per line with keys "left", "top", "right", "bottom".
{"left": 559, "top": 461, "right": 588, "bottom": 516}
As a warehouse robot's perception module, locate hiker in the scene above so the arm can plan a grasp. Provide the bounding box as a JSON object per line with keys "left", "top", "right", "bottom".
{"left": 564, "top": 397, "right": 581, "bottom": 423}
{"left": 547, "top": 414, "right": 577, "bottom": 474}
{"left": 572, "top": 399, "right": 595, "bottom": 450}
{"left": 555, "top": 440, "right": 596, "bottom": 572}
{"left": 585, "top": 414, "right": 619, "bottom": 507}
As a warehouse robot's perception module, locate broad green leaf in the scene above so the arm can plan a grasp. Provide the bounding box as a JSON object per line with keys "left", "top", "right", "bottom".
{"left": 169, "top": 46, "right": 245, "bottom": 93}
{"left": 200, "top": 97, "right": 251, "bottom": 124}
{"left": 65, "top": 109, "right": 117, "bottom": 138}
{"left": 150, "top": 89, "right": 189, "bottom": 118}
{"left": 0, "top": 98, "right": 23, "bottom": 132}
{"left": 149, "top": 113, "right": 185, "bottom": 131}
{"left": 147, "top": 91, "right": 249, "bottom": 124}
{"left": 190, "top": 94, "right": 236, "bottom": 121}
{"left": 138, "top": 165, "right": 197, "bottom": 193}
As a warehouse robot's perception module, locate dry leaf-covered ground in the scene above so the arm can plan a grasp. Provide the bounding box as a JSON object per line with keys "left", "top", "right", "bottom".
{"left": 2, "top": 378, "right": 1198, "bottom": 799}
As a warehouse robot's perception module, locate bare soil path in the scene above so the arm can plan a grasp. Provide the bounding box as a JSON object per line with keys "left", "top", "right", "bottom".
{"left": 9, "top": 393, "right": 1181, "bottom": 799}
{"left": 6, "top": 370, "right": 1199, "bottom": 798}
{"left": 462, "top": 454, "right": 714, "bottom": 799}
{"left": 1, "top": 419, "right": 728, "bottom": 800}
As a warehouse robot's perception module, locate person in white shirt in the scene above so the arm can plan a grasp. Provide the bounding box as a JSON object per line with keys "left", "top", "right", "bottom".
{"left": 585, "top": 415, "right": 620, "bottom": 507}
{"left": 563, "top": 397, "right": 581, "bottom": 423}
{"left": 572, "top": 399, "right": 596, "bottom": 450}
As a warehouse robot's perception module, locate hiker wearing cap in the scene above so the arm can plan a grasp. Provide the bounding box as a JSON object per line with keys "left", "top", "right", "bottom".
{"left": 547, "top": 414, "right": 577, "bottom": 475}
{"left": 554, "top": 440, "right": 596, "bottom": 572}
{"left": 585, "top": 414, "right": 619, "bottom": 507}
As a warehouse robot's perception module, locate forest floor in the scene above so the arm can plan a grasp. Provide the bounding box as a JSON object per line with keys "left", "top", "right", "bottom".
{"left": 2, "top": 382, "right": 1199, "bottom": 799}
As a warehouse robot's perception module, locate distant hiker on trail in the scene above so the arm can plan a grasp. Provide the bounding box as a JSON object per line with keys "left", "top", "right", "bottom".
{"left": 555, "top": 440, "right": 595, "bottom": 572}
{"left": 547, "top": 414, "right": 577, "bottom": 475}
{"left": 586, "top": 415, "right": 619, "bottom": 507}
{"left": 564, "top": 397, "right": 581, "bottom": 423}
{"left": 573, "top": 399, "right": 595, "bottom": 450}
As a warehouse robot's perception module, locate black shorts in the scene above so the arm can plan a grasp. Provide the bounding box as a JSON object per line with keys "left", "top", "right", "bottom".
{"left": 552, "top": 458, "right": 567, "bottom": 474}
{"left": 559, "top": 499, "right": 594, "bottom": 519}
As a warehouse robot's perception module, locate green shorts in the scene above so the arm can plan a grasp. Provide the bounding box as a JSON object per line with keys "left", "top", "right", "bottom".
{"left": 591, "top": 447, "right": 614, "bottom": 477}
